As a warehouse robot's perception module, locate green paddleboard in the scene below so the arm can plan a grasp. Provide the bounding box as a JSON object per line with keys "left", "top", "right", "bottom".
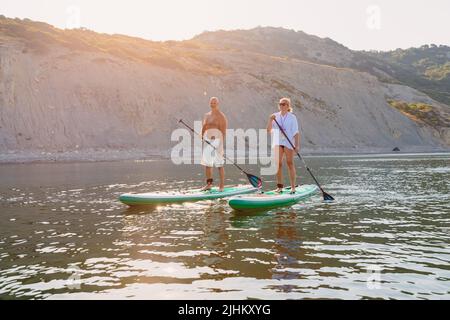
{"left": 119, "top": 185, "right": 258, "bottom": 206}
{"left": 228, "top": 184, "right": 318, "bottom": 211}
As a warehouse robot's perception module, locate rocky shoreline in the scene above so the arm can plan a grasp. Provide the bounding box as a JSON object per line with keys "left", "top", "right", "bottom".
{"left": 1, "top": 146, "right": 449, "bottom": 164}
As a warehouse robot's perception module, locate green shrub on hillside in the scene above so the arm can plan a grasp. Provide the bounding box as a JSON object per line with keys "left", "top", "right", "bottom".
{"left": 387, "top": 99, "right": 449, "bottom": 128}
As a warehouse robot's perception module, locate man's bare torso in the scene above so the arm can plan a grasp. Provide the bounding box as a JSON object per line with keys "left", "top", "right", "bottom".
{"left": 203, "top": 111, "right": 227, "bottom": 140}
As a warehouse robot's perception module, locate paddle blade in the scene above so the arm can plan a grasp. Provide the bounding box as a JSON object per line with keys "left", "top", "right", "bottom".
{"left": 246, "top": 173, "right": 262, "bottom": 188}
{"left": 322, "top": 191, "right": 335, "bottom": 201}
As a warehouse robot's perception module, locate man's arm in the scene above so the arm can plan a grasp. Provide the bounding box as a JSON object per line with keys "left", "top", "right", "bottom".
{"left": 219, "top": 115, "right": 227, "bottom": 140}
{"left": 201, "top": 114, "right": 207, "bottom": 138}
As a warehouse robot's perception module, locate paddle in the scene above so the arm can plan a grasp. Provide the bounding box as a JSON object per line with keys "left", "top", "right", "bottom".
{"left": 273, "top": 118, "right": 335, "bottom": 201}
{"left": 178, "top": 119, "right": 262, "bottom": 189}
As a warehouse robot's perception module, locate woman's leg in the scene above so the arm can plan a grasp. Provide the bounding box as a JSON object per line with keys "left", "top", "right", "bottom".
{"left": 285, "top": 148, "right": 296, "bottom": 192}
{"left": 276, "top": 146, "right": 285, "bottom": 191}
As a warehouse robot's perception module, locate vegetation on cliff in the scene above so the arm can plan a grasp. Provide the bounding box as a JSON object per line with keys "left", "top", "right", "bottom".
{"left": 387, "top": 99, "right": 450, "bottom": 128}
{"left": 364, "top": 45, "right": 450, "bottom": 105}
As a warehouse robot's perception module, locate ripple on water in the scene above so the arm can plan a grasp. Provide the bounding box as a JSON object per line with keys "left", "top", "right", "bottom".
{"left": 0, "top": 155, "right": 449, "bottom": 299}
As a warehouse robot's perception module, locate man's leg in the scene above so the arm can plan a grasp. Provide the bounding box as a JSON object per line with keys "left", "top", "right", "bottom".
{"left": 215, "top": 139, "right": 225, "bottom": 192}
{"left": 201, "top": 166, "right": 213, "bottom": 190}
{"left": 218, "top": 167, "right": 225, "bottom": 191}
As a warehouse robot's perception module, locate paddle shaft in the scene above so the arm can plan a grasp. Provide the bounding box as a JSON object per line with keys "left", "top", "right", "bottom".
{"left": 178, "top": 119, "right": 246, "bottom": 173}
{"left": 272, "top": 117, "right": 328, "bottom": 195}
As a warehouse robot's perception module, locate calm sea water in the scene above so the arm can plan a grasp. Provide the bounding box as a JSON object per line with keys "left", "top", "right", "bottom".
{"left": 0, "top": 153, "right": 449, "bottom": 299}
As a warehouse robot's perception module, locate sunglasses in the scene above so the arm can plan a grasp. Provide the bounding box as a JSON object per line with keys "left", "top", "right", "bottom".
{"left": 279, "top": 102, "right": 288, "bottom": 106}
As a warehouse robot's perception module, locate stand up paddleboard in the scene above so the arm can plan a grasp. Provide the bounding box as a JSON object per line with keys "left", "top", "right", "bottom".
{"left": 228, "top": 184, "right": 318, "bottom": 211}
{"left": 119, "top": 185, "right": 258, "bottom": 206}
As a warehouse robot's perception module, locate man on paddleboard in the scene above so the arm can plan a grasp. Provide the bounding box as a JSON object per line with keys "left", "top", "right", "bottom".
{"left": 201, "top": 97, "right": 228, "bottom": 192}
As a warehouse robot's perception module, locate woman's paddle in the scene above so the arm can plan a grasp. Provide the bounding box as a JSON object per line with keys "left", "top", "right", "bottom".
{"left": 273, "top": 118, "right": 335, "bottom": 201}
{"left": 178, "top": 119, "right": 262, "bottom": 189}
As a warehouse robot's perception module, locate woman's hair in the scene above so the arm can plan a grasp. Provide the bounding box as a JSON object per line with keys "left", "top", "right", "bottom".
{"left": 279, "top": 97, "right": 293, "bottom": 112}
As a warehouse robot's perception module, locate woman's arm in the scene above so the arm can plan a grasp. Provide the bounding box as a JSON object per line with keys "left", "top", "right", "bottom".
{"left": 267, "top": 114, "right": 276, "bottom": 133}
{"left": 292, "top": 115, "right": 300, "bottom": 152}
{"left": 294, "top": 132, "right": 300, "bottom": 152}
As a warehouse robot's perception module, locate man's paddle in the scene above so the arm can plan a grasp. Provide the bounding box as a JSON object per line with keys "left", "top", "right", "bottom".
{"left": 273, "top": 118, "right": 335, "bottom": 201}
{"left": 178, "top": 119, "right": 262, "bottom": 189}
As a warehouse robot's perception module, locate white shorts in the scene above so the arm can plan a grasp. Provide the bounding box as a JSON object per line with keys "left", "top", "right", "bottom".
{"left": 201, "top": 139, "right": 224, "bottom": 168}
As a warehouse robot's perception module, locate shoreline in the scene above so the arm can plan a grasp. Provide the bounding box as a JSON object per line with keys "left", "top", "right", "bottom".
{"left": 1, "top": 147, "right": 449, "bottom": 165}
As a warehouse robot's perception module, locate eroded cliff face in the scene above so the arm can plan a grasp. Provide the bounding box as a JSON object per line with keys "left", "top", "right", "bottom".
{"left": 0, "top": 17, "right": 448, "bottom": 156}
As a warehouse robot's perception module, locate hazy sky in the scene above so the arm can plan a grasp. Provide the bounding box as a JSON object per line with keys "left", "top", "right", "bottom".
{"left": 1, "top": 0, "right": 449, "bottom": 50}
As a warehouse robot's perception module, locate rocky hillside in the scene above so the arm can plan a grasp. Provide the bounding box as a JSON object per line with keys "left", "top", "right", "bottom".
{"left": 0, "top": 17, "right": 449, "bottom": 159}
{"left": 196, "top": 27, "right": 450, "bottom": 106}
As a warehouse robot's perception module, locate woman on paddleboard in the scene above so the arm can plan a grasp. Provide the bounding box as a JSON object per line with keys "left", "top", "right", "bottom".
{"left": 266, "top": 98, "right": 300, "bottom": 193}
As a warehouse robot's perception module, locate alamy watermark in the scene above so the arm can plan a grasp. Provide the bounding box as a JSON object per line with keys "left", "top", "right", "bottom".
{"left": 366, "top": 265, "right": 382, "bottom": 289}
{"left": 171, "top": 121, "right": 287, "bottom": 176}
{"left": 366, "top": 5, "right": 382, "bottom": 30}
{"left": 66, "top": 5, "right": 81, "bottom": 29}
{"left": 66, "top": 265, "right": 82, "bottom": 290}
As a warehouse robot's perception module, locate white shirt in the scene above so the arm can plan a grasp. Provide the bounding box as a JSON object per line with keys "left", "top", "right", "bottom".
{"left": 271, "top": 111, "right": 300, "bottom": 150}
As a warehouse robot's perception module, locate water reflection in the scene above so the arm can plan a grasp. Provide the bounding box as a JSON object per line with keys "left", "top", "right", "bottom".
{"left": 0, "top": 154, "right": 449, "bottom": 299}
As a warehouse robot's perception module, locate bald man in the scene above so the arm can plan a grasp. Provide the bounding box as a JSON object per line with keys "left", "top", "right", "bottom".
{"left": 201, "top": 97, "right": 228, "bottom": 192}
